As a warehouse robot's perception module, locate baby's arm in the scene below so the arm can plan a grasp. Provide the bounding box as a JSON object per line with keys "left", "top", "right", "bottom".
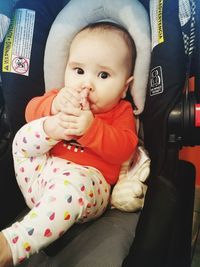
{"left": 25, "top": 89, "right": 59, "bottom": 122}
{"left": 77, "top": 102, "right": 138, "bottom": 164}
{"left": 25, "top": 87, "right": 90, "bottom": 122}
{"left": 26, "top": 87, "right": 91, "bottom": 141}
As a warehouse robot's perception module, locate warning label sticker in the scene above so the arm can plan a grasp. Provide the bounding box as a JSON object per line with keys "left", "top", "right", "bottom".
{"left": 2, "top": 9, "right": 35, "bottom": 76}
{"left": 150, "top": 0, "right": 164, "bottom": 49}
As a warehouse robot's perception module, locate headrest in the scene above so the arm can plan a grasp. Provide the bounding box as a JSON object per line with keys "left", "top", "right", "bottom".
{"left": 0, "top": 0, "right": 14, "bottom": 42}
{"left": 44, "top": 0, "right": 151, "bottom": 114}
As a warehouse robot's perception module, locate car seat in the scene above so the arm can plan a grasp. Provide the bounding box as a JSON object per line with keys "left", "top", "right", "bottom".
{"left": 0, "top": 0, "right": 198, "bottom": 266}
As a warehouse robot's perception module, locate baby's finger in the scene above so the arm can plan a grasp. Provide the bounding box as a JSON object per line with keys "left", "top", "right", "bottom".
{"left": 59, "top": 120, "right": 77, "bottom": 130}
{"left": 64, "top": 87, "right": 82, "bottom": 107}
{"left": 60, "top": 106, "right": 81, "bottom": 116}
{"left": 62, "top": 114, "right": 78, "bottom": 123}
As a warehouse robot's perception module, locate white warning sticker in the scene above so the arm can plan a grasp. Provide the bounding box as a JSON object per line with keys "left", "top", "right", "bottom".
{"left": 2, "top": 9, "right": 35, "bottom": 76}
{"left": 150, "top": 0, "right": 164, "bottom": 49}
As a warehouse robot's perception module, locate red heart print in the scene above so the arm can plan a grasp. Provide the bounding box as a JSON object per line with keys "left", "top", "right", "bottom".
{"left": 89, "top": 192, "right": 94, "bottom": 198}
{"left": 49, "top": 212, "right": 55, "bottom": 220}
{"left": 44, "top": 228, "right": 52, "bottom": 237}
{"left": 24, "top": 243, "right": 31, "bottom": 251}
{"left": 20, "top": 167, "right": 24, "bottom": 173}
{"left": 12, "top": 236, "right": 19, "bottom": 244}
{"left": 35, "top": 132, "right": 40, "bottom": 138}
{"left": 81, "top": 185, "right": 85, "bottom": 191}
{"left": 78, "top": 198, "right": 84, "bottom": 206}
{"left": 63, "top": 172, "right": 70, "bottom": 176}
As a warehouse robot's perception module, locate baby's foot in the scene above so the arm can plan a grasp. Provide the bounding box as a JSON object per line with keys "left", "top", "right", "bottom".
{"left": 80, "top": 88, "right": 90, "bottom": 110}
{"left": 0, "top": 232, "right": 13, "bottom": 267}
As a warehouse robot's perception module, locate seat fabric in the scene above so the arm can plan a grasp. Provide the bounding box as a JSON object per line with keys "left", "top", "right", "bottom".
{"left": 17, "top": 209, "right": 139, "bottom": 267}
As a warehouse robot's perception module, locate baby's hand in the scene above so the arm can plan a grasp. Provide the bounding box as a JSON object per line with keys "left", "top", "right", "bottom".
{"left": 48, "top": 87, "right": 91, "bottom": 140}
{"left": 59, "top": 107, "right": 94, "bottom": 138}
{"left": 43, "top": 113, "right": 74, "bottom": 141}
{"left": 51, "top": 87, "right": 82, "bottom": 115}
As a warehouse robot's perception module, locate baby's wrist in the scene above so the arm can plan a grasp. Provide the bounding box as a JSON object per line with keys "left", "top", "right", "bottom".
{"left": 43, "top": 117, "right": 52, "bottom": 137}
{"left": 43, "top": 117, "right": 60, "bottom": 140}
{"left": 51, "top": 98, "right": 59, "bottom": 115}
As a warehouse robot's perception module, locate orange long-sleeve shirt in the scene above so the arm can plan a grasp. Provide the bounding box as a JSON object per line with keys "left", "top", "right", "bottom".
{"left": 25, "top": 89, "right": 138, "bottom": 185}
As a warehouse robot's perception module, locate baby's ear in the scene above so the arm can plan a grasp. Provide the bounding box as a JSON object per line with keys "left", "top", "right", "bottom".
{"left": 122, "top": 76, "right": 134, "bottom": 98}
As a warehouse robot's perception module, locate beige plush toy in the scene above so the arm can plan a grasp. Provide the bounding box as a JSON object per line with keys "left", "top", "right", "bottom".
{"left": 110, "top": 146, "right": 150, "bottom": 212}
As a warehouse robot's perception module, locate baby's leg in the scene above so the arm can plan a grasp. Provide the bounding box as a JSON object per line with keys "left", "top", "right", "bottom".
{"left": 2, "top": 161, "right": 110, "bottom": 265}
{"left": 12, "top": 117, "right": 59, "bottom": 207}
{"left": 0, "top": 118, "right": 59, "bottom": 267}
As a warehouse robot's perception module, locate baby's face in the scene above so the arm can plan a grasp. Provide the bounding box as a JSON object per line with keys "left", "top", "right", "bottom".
{"left": 64, "top": 28, "right": 133, "bottom": 113}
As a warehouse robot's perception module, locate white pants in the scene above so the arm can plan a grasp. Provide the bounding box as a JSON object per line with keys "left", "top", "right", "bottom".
{"left": 3, "top": 118, "right": 110, "bottom": 265}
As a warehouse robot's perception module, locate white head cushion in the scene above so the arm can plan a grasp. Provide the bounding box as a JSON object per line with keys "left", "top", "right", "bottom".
{"left": 44, "top": 0, "right": 151, "bottom": 114}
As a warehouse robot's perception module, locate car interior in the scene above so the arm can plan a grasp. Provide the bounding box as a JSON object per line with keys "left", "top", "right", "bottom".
{"left": 0, "top": 0, "right": 199, "bottom": 267}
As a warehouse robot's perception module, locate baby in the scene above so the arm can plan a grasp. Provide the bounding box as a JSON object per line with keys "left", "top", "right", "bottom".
{"left": 0, "top": 22, "right": 138, "bottom": 266}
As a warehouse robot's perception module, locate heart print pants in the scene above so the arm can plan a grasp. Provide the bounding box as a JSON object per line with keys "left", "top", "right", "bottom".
{"left": 2, "top": 117, "right": 110, "bottom": 265}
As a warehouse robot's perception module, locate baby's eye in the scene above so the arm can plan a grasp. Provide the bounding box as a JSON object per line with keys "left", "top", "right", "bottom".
{"left": 75, "top": 68, "right": 84, "bottom": 75}
{"left": 99, "top": 72, "right": 109, "bottom": 79}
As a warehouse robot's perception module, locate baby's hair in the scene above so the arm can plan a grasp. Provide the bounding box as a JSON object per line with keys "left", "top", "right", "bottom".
{"left": 80, "top": 21, "right": 137, "bottom": 75}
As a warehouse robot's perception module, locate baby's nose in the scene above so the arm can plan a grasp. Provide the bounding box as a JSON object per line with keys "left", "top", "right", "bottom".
{"left": 82, "top": 85, "right": 94, "bottom": 92}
